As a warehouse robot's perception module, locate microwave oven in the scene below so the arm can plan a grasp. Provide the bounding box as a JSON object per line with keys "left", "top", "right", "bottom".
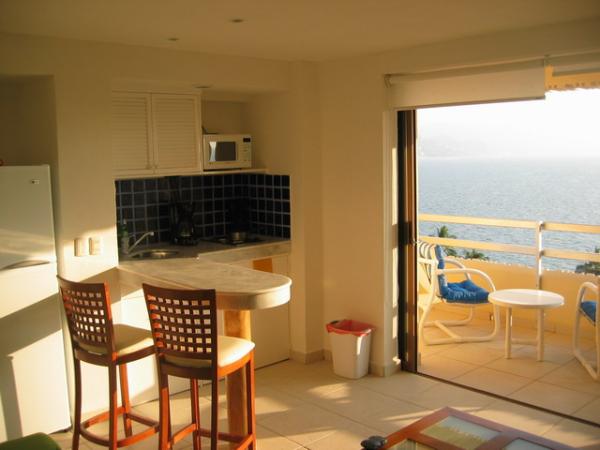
{"left": 202, "top": 134, "right": 252, "bottom": 170}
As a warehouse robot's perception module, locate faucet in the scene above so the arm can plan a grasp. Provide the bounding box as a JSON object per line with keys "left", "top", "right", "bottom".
{"left": 122, "top": 231, "right": 155, "bottom": 255}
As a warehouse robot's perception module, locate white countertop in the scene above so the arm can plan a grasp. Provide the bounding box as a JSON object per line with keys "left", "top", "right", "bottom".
{"left": 118, "top": 239, "right": 292, "bottom": 310}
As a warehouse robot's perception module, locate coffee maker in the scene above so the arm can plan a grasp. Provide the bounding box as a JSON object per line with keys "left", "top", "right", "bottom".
{"left": 170, "top": 201, "right": 197, "bottom": 245}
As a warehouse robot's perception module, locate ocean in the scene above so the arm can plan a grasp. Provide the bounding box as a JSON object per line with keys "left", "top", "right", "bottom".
{"left": 417, "top": 157, "right": 600, "bottom": 271}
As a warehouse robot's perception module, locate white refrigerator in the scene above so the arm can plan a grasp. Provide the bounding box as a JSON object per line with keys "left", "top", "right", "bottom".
{"left": 0, "top": 165, "right": 71, "bottom": 442}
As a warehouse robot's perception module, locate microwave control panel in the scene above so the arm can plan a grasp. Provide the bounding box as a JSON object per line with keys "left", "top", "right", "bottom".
{"left": 240, "top": 137, "right": 252, "bottom": 164}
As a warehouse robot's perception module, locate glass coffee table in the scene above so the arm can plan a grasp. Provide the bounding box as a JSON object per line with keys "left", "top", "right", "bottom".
{"left": 362, "top": 407, "right": 573, "bottom": 450}
{"left": 488, "top": 289, "right": 564, "bottom": 361}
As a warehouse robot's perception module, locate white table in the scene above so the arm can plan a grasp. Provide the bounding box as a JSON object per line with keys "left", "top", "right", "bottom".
{"left": 488, "top": 289, "right": 564, "bottom": 361}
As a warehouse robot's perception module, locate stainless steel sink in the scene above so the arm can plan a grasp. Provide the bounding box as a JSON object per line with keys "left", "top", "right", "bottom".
{"left": 129, "top": 249, "right": 180, "bottom": 259}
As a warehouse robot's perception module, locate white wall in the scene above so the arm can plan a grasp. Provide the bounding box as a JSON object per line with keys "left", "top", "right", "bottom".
{"left": 245, "top": 62, "right": 324, "bottom": 359}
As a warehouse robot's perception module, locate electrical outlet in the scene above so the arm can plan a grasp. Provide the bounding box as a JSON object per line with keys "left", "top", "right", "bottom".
{"left": 89, "top": 236, "right": 103, "bottom": 255}
{"left": 74, "top": 238, "right": 88, "bottom": 257}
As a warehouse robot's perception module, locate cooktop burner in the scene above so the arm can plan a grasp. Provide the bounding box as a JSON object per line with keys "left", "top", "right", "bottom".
{"left": 205, "top": 235, "right": 264, "bottom": 246}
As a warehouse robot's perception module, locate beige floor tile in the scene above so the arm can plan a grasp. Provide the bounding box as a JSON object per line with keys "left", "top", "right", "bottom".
{"left": 313, "top": 383, "right": 415, "bottom": 421}
{"left": 254, "top": 424, "right": 305, "bottom": 450}
{"left": 356, "top": 371, "right": 441, "bottom": 404}
{"left": 509, "top": 381, "right": 593, "bottom": 416}
{"left": 442, "top": 342, "right": 505, "bottom": 366}
{"left": 542, "top": 417, "right": 600, "bottom": 448}
{"left": 486, "top": 354, "right": 561, "bottom": 379}
{"left": 540, "top": 359, "right": 600, "bottom": 395}
{"left": 418, "top": 341, "right": 458, "bottom": 357}
{"left": 257, "top": 402, "right": 352, "bottom": 447}
{"left": 572, "top": 396, "right": 600, "bottom": 424}
{"left": 357, "top": 400, "right": 431, "bottom": 435}
{"left": 420, "top": 354, "right": 478, "bottom": 380}
{"left": 511, "top": 343, "right": 576, "bottom": 365}
{"left": 407, "top": 381, "right": 495, "bottom": 413}
{"left": 453, "top": 366, "right": 532, "bottom": 396}
{"left": 473, "top": 398, "right": 562, "bottom": 436}
{"left": 305, "top": 421, "right": 386, "bottom": 450}
{"left": 255, "top": 386, "right": 307, "bottom": 416}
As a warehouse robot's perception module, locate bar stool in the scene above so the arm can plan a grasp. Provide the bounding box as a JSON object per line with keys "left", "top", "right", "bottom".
{"left": 57, "top": 276, "right": 159, "bottom": 450}
{"left": 142, "top": 283, "right": 256, "bottom": 450}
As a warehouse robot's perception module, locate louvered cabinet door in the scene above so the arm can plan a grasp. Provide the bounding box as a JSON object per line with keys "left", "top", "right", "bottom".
{"left": 111, "top": 92, "right": 155, "bottom": 177}
{"left": 151, "top": 94, "right": 202, "bottom": 174}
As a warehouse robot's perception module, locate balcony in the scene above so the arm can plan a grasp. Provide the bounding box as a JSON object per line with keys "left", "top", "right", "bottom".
{"left": 417, "top": 214, "right": 600, "bottom": 425}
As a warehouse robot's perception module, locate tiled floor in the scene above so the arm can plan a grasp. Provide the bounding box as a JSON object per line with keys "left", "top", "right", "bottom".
{"left": 50, "top": 359, "right": 600, "bottom": 449}
{"left": 419, "top": 308, "right": 600, "bottom": 428}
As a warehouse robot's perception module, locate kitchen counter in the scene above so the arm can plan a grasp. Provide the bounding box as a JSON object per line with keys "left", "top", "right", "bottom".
{"left": 118, "top": 236, "right": 292, "bottom": 310}
{"left": 119, "top": 236, "right": 291, "bottom": 264}
{"left": 119, "top": 257, "right": 291, "bottom": 310}
{"left": 118, "top": 238, "right": 292, "bottom": 438}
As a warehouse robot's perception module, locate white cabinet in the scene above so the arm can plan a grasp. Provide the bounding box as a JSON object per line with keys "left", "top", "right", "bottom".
{"left": 229, "top": 254, "right": 291, "bottom": 368}
{"left": 111, "top": 92, "right": 202, "bottom": 178}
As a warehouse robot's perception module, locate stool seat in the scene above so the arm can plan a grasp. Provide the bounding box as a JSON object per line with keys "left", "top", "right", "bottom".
{"left": 78, "top": 324, "right": 154, "bottom": 357}
{"left": 166, "top": 336, "right": 255, "bottom": 369}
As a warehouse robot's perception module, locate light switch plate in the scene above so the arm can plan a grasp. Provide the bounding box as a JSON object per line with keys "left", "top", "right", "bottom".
{"left": 89, "top": 236, "right": 103, "bottom": 255}
{"left": 74, "top": 238, "right": 88, "bottom": 257}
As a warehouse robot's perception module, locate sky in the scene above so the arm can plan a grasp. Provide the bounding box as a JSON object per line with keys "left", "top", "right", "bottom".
{"left": 416, "top": 88, "right": 600, "bottom": 159}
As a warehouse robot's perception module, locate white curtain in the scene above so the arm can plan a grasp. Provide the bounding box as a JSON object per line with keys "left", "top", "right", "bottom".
{"left": 387, "top": 60, "right": 546, "bottom": 110}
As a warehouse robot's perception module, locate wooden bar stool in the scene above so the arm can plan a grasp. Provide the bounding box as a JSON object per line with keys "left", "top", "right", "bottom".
{"left": 57, "top": 276, "right": 159, "bottom": 450}
{"left": 142, "top": 283, "right": 256, "bottom": 450}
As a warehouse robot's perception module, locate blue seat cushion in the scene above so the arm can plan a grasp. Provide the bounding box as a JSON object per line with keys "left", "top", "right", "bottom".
{"left": 441, "top": 279, "right": 489, "bottom": 304}
{"left": 580, "top": 300, "right": 597, "bottom": 323}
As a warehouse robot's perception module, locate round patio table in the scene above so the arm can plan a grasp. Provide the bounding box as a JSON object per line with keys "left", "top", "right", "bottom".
{"left": 488, "top": 289, "right": 564, "bottom": 361}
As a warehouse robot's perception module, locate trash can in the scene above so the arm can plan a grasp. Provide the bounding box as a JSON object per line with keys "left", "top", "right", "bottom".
{"left": 326, "top": 319, "right": 374, "bottom": 379}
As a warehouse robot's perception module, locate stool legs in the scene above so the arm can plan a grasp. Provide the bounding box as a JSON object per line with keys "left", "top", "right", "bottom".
{"left": 118, "top": 364, "right": 133, "bottom": 437}
{"left": 72, "top": 359, "right": 82, "bottom": 450}
{"left": 158, "top": 372, "right": 171, "bottom": 450}
{"left": 108, "top": 364, "right": 118, "bottom": 450}
{"left": 211, "top": 378, "right": 219, "bottom": 450}
{"left": 190, "top": 379, "right": 201, "bottom": 450}
{"left": 246, "top": 353, "right": 256, "bottom": 450}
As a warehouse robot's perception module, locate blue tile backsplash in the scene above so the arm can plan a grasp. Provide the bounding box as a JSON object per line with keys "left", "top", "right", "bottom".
{"left": 115, "top": 173, "right": 291, "bottom": 245}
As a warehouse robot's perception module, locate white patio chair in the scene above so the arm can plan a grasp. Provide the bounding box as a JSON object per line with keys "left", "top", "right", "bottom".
{"left": 573, "top": 281, "right": 599, "bottom": 380}
{"left": 417, "top": 241, "right": 500, "bottom": 345}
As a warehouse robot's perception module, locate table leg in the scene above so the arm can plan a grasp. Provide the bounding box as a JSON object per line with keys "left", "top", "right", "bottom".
{"left": 505, "top": 308, "right": 512, "bottom": 359}
{"left": 224, "top": 310, "right": 251, "bottom": 438}
{"left": 537, "top": 309, "right": 544, "bottom": 361}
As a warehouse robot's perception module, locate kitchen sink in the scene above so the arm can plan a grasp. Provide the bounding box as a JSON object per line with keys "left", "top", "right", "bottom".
{"left": 129, "top": 249, "right": 180, "bottom": 259}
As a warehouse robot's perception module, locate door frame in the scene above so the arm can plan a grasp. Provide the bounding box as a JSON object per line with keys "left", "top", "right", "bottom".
{"left": 396, "top": 110, "right": 418, "bottom": 372}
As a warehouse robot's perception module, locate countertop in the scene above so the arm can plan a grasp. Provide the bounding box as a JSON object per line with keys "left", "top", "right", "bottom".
{"left": 118, "top": 237, "right": 292, "bottom": 310}
{"left": 119, "top": 236, "right": 291, "bottom": 264}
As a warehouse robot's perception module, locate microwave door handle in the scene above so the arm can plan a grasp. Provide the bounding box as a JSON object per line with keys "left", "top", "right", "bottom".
{"left": 0, "top": 259, "right": 52, "bottom": 271}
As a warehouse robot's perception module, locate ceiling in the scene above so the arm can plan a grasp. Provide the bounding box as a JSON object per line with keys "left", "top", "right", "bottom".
{"left": 0, "top": 0, "right": 599, "bottom": 62}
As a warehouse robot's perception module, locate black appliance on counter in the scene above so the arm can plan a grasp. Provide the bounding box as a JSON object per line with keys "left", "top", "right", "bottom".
{"left": 170, "top": 201, "right": 197, "bottom": 246}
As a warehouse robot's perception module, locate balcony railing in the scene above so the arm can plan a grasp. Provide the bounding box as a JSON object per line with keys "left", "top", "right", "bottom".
{"left": 419, "top": 213, "right": 600, "bottom": 288}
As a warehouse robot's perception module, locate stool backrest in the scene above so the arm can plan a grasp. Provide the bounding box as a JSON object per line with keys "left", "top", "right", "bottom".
{"left": 142, "top": 284, "right": 217, "bottom": 365}
{"left": 57, "top": 276, "right": 116, "bottom": 356}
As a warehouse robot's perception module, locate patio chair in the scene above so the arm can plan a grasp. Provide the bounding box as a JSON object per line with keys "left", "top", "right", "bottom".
{"left": 573, "top": 281, "right": 599, "bottom": 380}
{"left": 417, "top": 241, "right": 500, "bottom": 345}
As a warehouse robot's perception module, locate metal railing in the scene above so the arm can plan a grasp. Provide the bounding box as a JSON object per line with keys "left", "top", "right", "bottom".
{"left": 419, "top": 213, "right": 600, "bottom": 288}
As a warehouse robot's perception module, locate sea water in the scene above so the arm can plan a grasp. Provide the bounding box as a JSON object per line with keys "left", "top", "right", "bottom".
{"left": 418, "top": 157, "right": 600, "bottom": 271}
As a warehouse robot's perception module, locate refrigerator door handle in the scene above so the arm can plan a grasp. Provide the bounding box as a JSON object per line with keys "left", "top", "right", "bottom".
{"left": 1, "top": 259, "right": 52, "bottom": 271}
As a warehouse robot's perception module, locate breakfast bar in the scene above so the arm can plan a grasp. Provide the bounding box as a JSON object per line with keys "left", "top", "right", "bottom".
{"left": 118, "top": 258, "right": 292, "bottom": 437}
